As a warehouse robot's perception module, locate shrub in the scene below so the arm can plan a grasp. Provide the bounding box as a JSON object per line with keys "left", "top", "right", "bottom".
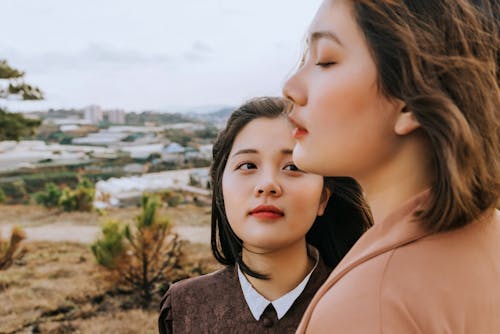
{"left": 59, "top": 188, "right": 77, "bottom": 211}
{"left": 34, "top": 182, "right": 62, "bottom": 208}
{"left": 159, "top": 190, "right": 183, "bottom": 207}
{"left": 0, "top": 179, "right": 28, "bottom": 203}
{"left": 91, "top": 219, "right": 127, "bottom": 268}
{"left": 188, "top": 175, "right": 201, "bottom": 187}
{"left": 0, "top": 226, "right": 26, "bottom": 270}
{"left": 59, "top": 178, "right": 95, "bottom": 212}
{"left": 91, "top": 194, "right": 183, "bottom": 307}
{"left": 0, "top": 188, "right": 5, "bottom": 203}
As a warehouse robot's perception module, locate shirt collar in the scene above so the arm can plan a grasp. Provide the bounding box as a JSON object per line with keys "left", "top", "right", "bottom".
{"left": 237, "top": 246, "right": 320, "bottom": 320}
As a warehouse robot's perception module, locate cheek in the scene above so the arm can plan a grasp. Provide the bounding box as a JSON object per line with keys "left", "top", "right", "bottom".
{"left": 221, "top": 174, "right": 238, "bottom": 219}
{"left": 288, "top": 181, "right": 324, "bottom": 213}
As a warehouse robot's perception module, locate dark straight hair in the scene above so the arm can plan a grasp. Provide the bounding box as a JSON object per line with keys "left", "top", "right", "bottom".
{"left": 210, "top": 96, "right": 372, "bottom": 279}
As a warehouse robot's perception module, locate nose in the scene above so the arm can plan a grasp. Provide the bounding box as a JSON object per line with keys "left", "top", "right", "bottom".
{"left": 254, "top": 176, "right": 282, "bottom": 197}
{"left": 282, "top": 69, "right": 307, "bottom": 107}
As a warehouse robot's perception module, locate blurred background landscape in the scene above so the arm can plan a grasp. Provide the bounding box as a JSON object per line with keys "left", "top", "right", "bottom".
{"left": 0, "top": 1, "right": 320, "bottom": 333}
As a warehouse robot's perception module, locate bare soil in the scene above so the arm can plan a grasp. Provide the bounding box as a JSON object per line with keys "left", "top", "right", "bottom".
{"left": 0, "top": 204, "right": 211, "bottom": 244}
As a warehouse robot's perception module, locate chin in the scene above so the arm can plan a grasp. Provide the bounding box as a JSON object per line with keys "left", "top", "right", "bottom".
{"left": 293, "top": 145, "right": 327, "bottom": 175}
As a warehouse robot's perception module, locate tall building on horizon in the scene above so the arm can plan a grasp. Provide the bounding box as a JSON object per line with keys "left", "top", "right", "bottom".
{"left": 84, "top": 105, "right": 103, "bottom": 124}
{"left": 106, "top": 109, "right": 126, "bottom": 124}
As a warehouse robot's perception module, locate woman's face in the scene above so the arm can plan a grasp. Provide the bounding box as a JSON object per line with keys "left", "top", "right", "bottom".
{"left": 222, "top": 116, "right": 329, "bottom": 254}
{"left": 283, "top": 0, "right": 405, "bottom": 181}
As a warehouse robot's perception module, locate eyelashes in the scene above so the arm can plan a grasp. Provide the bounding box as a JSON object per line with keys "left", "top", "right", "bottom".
{"left": 235, "top": 162, "right": 256, "bottom": 171}
{"left": 315, "top": 61, "right": 337, "bottom": 68}
{"left": 283, "top": 163, "right": 303, "bottom": 172}
{"left": 234, "top": 162, "right": 304, "bottom": 174}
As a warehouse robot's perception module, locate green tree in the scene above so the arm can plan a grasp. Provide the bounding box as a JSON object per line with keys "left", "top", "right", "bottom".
{"left": 91, "top": 194, "right": 183, "bottom": 307}
{"left": 0, "top": 109, "right": 41, "bottom": 140}
{"left": 59, "top": 178, "right": 95, "bottom": 212}
{"left": 91, "top": 219, "right": 127, "bottom": 268}
{"left": 0, "top": 179, "right": 29, "bottom": 204}
{"left": 0, "top": 59, "right": 43, "bottom": 140}
{"left": 34, "top": 182, "right": 62, "bottom": 208}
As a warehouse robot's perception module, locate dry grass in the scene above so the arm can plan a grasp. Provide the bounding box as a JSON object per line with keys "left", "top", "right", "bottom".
{"left": 0, "top": 203, "right": 211, "bottom": 228}
{"left": 0, "top": 201, "right": 219, "bottom": 334}
{"left": 0, "top": 240, "right": 219, "bottom": 333}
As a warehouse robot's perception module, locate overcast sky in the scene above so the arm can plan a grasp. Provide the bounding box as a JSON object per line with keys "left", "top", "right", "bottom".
{"left": 1, "top": 0, "right": 321, "bottom": 112}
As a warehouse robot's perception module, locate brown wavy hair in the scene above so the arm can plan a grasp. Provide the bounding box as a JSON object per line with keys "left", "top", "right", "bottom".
{"left": 351, "top": 0, "right": 499, "bottom": 231}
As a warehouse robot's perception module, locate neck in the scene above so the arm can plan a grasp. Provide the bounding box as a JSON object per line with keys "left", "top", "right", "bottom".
{"left": 241, "top": 239, "right": 312, "bottom": 301}
{"left": 359, "top": 133, "right": 432, "bottom": 224}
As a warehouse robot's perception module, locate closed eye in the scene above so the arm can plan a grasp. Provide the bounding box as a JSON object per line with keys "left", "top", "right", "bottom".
{"left": 315, "top": 61, "right": 336, "bottom": 68}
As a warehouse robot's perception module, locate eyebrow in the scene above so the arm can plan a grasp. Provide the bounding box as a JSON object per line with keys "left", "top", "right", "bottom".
{"left": 308, "top": 30, "right": 343, "bottom": 47}
{"left": 231, "top": 148, "right": 293, "bottom": 158}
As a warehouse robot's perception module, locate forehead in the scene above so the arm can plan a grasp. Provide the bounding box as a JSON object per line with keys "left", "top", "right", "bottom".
{"left": 308, "top": 0, "right": 361, "bottom": 48}
{"left": 230, "top": 117, "right": 294, "bottom": 151}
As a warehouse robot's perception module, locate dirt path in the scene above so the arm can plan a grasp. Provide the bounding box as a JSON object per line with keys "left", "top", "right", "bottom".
{"left": 0, "top": 223, "right": 210, "bottom": 244}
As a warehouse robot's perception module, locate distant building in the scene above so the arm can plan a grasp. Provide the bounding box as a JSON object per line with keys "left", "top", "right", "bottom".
{"left": 161, "top": 142, "right": 186, "bottom": 164}
{"left": 198, "top": 144, "right": 213, "bottom": 160}
{"left": 94, "top": 167, "right": 210, "bottom": 208}
{"left": 121, "top": 144, "right": 164, "bottom": 160}
{"left": 72, "top": 132, "right": 127, "bottom": 146}
{"left": 106, "top": 109, "right": 126, "bottom": 124}
{"left": 0, "top": 140, "right": 118, "bottom": 171}
{"left": 84, "top": 105, "right": 103, "bottom": 124}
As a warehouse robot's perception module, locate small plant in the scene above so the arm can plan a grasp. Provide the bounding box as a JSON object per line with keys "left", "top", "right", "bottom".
{"left": 59, "top": 178, "right": 95, "bottom": 212}
{"left": 188, "top": 175, "right": 201, "bottom": 187}
{"left": 34, "top": 182, "right": 62, "bottom": 208}
{"left": 1, "top": 179, "right": 28, "bottom": 204}
{"left": 159, "top": 190, "right": 183, "bottom": 207}
{"left": 0, "top": 188, "right": 5, "bottom": 203}
{"left": 91, "top": 194, "right": 183, "bottom": 307}
{"left": 0, "top": 226, "right": 26, "bottom": 270}
{"left": 91, "top": 219, "right": 127, "bottom": 268}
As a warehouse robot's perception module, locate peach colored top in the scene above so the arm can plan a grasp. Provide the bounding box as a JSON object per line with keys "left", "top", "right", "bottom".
{"left": 297, "top": 191, "right": 500, "bottom": 333}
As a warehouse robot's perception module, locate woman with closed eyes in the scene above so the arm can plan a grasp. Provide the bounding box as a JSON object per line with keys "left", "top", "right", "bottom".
{"left": 282, "top": 0, "right": 499, "bottom": 333}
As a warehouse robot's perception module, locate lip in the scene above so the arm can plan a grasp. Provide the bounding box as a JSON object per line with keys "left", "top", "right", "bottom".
{"left": 249, "top": 205, "right": 284, "bottom": 220}
{"left": 288, "top": 115, "right": 308, "bottom": 139}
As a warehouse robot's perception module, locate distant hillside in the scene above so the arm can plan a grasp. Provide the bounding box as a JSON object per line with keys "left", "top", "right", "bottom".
{"left": 125, "top": 110, "right": 196, "bottom": 125}
{"left": 186, "top": 107, "right": 234, "bottom": 125}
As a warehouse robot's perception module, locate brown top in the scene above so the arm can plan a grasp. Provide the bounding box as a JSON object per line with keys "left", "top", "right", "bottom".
{"left": 158, "top": 256, "right": 331, "bottom": 334}
{"left": 297, "top": 190, "right": 500, "bottom": 333}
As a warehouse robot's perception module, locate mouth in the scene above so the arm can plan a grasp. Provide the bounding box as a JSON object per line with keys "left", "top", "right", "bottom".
{"left": 288, "top": 115, "right": 308, "bottom": 139}
{"left": 249, "top": 205, "right": 284, "bottom": 220}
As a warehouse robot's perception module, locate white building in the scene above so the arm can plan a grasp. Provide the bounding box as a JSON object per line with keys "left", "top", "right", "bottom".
{"left": 0, "top": 140, "right": 115, "bottom": 171}
{"left": 84, "top": 105, "right": 103, "bottom": 124}
{"left": 72, "top": 132, "right": 127, "bottom": 146}
{"left": 161, "top": 142, "right": 186, "bottom": 163}
{"left": 120, "top": 143, "right": 165, "bottom": 160}
{"left": 94, "top": 167, "right": 210, "bottom": 208}
{"left": 106, "top": 109, "right": 126, "bottom": 124}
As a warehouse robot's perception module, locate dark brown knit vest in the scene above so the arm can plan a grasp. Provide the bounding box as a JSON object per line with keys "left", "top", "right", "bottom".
{"left": 158, "top": 258, "right": 331, "bottom": 334}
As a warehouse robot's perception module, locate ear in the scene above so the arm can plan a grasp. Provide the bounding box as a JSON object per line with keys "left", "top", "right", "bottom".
{"left": 317, "top": 187, "right": 331, "bottom": 216}
{"left": 394, "top": 104, "right": 420, "bottom": 135}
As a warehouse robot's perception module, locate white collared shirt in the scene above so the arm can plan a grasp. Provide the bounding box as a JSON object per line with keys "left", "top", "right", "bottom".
{"left": 237, "top": 246, "right": 319, "bottom": 321}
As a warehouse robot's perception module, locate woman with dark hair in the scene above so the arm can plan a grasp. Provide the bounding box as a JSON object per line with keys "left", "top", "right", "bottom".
{"left": 283, "top": 0, "right": 499, "bottom": 332}
{"left": 158, "top": 97, "right": 371, "bottom": 333}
